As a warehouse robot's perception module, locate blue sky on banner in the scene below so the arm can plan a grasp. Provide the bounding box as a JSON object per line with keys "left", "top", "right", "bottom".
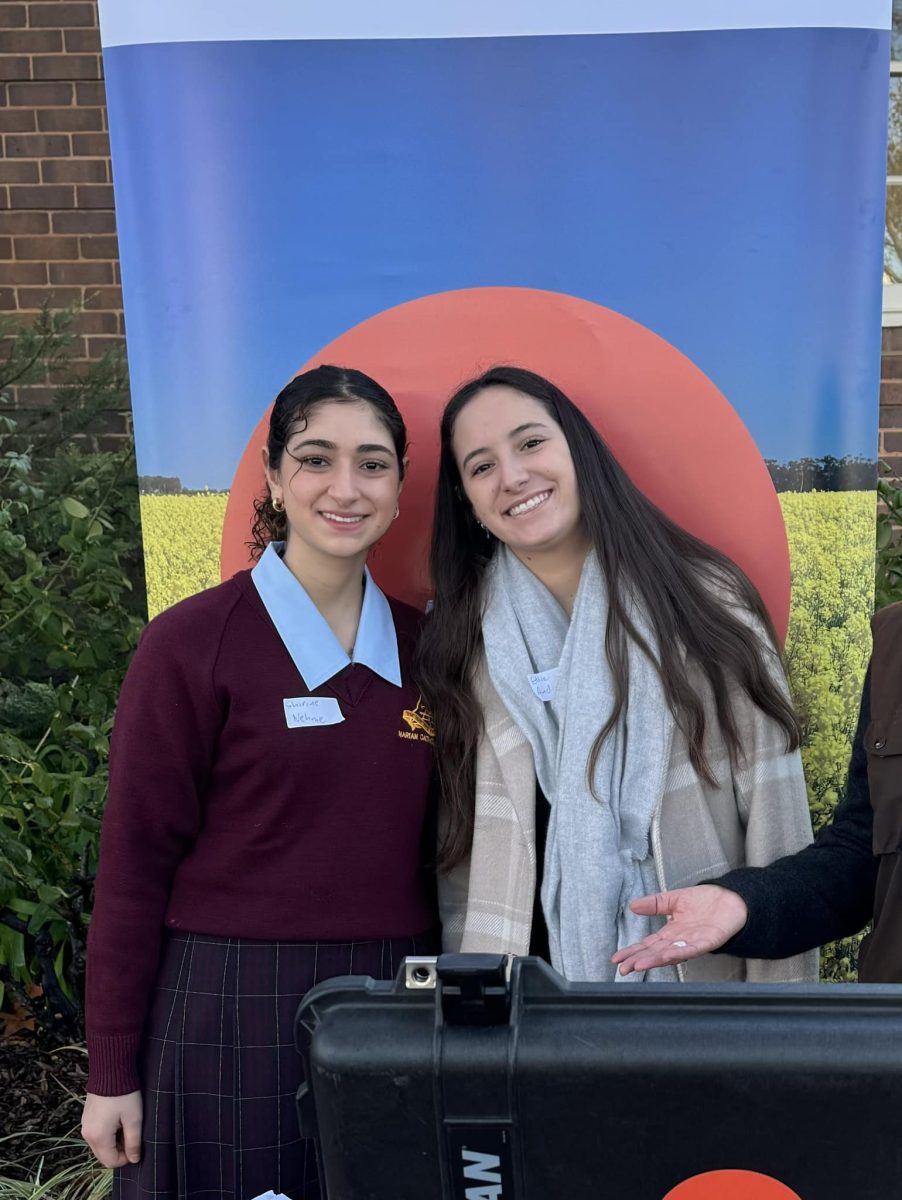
{"left": 99, "top": 15, "right": 889, "bottom": 489}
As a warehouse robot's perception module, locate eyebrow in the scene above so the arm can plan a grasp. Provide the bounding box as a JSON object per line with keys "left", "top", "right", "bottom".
{"left": 460, "top": 422, "right": 549, "bottom": 471}
{"left": 289, "top": 437, "right": 393, "bottom": 455}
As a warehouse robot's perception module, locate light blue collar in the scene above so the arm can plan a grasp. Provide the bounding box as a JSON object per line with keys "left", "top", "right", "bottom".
{"left": 251, "top": 542, "right": 402, "bottom": 691}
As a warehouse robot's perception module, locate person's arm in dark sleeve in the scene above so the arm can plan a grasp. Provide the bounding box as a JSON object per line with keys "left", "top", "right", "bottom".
{"left": 86, "top": 606, "right": 225, "bottom": 1095}
{"left": 715, "top": 668, "right": 877, "bottom": 960}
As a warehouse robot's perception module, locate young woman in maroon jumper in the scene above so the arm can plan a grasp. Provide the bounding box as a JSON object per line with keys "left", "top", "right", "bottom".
{"left": 81, "top": 366, "right": 438, "bottom": 1200}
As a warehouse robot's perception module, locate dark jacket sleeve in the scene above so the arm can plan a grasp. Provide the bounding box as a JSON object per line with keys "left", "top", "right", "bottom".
{"left": 712, "top": 668, "right": 877, "bottom": 960}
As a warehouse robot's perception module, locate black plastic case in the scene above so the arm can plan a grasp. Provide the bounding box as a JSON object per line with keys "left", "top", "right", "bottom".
{"left": 296, "top": 954, "right": 902, "bottom": 1199}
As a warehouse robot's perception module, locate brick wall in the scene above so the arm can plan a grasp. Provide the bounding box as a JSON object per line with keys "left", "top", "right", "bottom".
{"left": 0, "top": 0, "right": 126, "bottom": 443}
{"left": 881, "top": 329, "right": 902, "bottom": 483}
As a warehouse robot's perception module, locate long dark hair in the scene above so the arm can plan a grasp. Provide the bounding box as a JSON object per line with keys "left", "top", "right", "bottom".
{"left": 250, "top": 364, "right": 407, "bottom": 558}
{"left": 417, "top": 365, "right": 800, "bottom": 870}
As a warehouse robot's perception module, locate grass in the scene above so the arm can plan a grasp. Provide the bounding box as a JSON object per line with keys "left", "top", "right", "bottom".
{"left": 0, "top": 1135, "right": 110, "bottom": 1200}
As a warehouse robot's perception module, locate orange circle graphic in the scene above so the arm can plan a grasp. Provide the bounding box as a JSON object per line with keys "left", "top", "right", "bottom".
{"left": 664, "top": 1170, "right": 802, "bottom": 1199}
{"left": 222, "top": 287, "right": 790, "bottom": 639}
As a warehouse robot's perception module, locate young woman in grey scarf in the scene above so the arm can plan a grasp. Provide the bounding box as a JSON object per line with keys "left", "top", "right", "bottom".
{"left": 418, "top": 366, "right": 817, "bottom": 985}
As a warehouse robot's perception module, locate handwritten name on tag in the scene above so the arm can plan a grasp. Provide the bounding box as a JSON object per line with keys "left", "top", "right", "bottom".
{"left": 528, "top": 668, "right": 558, "bottom": 702}
{"left": 283, "top": 696, "right": 344, "bottom": 728}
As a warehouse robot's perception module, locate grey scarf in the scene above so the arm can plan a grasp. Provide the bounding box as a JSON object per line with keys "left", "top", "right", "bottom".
{"left": 482, "top": 547, "right": 677, "bottom": 982}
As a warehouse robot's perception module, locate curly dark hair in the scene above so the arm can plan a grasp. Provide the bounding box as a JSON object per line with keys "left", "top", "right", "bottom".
{"left": 249, "top": 364, "right": 408, "bottom": 559}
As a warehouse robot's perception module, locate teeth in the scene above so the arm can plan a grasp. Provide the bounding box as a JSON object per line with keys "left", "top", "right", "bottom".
{"left": 508, "top": 491, "right": 550, "bottom": 517}
{"left": 322, "top": 512, "right": 363, "bottom": 525}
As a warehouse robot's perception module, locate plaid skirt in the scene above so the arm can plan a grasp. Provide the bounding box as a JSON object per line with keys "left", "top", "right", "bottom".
{"left": 114, "top": 927, "right": 439, "bottom": 1200}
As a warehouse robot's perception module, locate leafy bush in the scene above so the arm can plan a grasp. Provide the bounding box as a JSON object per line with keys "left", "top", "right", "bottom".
{"left": 779, "top": 491, "right": 875, "bottom": 982}
{"left": 0, "top": 308, "right": 144, "bottom": 1040}
{"left": 876, "top": 465, "right": 902, "bottom": 609}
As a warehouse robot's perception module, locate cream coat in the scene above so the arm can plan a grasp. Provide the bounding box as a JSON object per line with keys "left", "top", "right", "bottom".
{"left": 439, "top": 658, "right": 819, "bottom": 983}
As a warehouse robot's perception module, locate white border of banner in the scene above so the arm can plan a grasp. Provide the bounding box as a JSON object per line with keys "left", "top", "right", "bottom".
{"left": 98, "top": 0, "right": 891, "bottom": 49}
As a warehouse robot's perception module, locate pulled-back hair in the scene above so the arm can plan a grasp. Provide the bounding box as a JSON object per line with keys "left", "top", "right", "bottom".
{"left": 250, "top": 364, "right": 407, "bottom": 558}
{"left": 417, "top": 365, "right": 800, "bottom": 870}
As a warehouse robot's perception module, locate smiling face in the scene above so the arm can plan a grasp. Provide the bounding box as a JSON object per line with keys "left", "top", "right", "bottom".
{"left": 451, "top": 385, "right": 588, "bottom": 562}
{"left": 263, "top": 398, "right": 402, "bottom": 571}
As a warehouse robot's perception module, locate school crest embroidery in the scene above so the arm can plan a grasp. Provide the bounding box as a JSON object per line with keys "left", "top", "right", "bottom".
{"left": 399, "top": 696, "right": 435, "bottom": 743}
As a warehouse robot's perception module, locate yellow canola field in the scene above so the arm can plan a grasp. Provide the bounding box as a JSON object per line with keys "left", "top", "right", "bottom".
{"left": 140, "top": 493, "right": 230, "bottom": 619}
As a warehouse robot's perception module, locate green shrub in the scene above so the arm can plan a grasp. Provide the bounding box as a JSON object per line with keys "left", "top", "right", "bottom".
{"left": 876, "top": 466, "right": 902, "bottom": 609}
{"left": 0, "top": 308, "right": 144, "bottom": 1040}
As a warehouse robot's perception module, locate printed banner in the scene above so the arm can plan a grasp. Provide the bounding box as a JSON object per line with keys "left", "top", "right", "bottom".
{"left": 98, "top": 2, "right": 890, "bottom": 962}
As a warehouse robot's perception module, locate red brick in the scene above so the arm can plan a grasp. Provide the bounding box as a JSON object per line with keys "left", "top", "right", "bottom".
{"left": 0, "top": 287, "right": 15, "bottom": 308}
{"left": 18, "top": 284, "right": 79, "bottom": 306}
{"left": 75, "top": 182, "right": 113, "bottom": 207}
{"left": 29, "top": 2, "right": 96, "bottom": 26}
{"left": 37, "top": 105, "right": 101, "bottom": 131}
{"left": 63, "top": 27, "right": 99, "bottom": 53}
{"left": 0, "top": 260, "right": 47, "bottom": 283}
{"left": 882, "top": 353, "right": 902, "bottom": 381}
{"left": 0, "top": 237, "right": 11, "bottom": 258}
{"left": 8, "top": 80, "right": 72, "bottom": 104}
{"left": 0, "top": 209, "right": 47, "bottom": 233}
{"left": 42, "top": 157, "right": 105, "bottom": 182}
{"left": 13, "top": 383, "right": 63, "bottom": 408}
{"left": 51, "top": 207, "right": 113, "bottom": 233}
{"left": 0, "top": 55, "right": 31, "bottom": 80}
{"left": 82, "top": 411, "right": 128, "bottom": 437}
{"left": 881, "top": 381, "right": 902, "bottom": 407}
{"left": 71, "top": 131, "right": 107, "bottom": 155}
{"left": 32, "top": 54, "right": 99, "bottom": 80}
{"left": 84, "top": 284, "right": 121, "bottom": 309}
{"left": 0, "top": 5, "right": 27, "bottom": 28}
{"left": 14, "top": 233, "right": 78, "bottom": 258}
{"left": 49, "top": 259, "right": 111, "bottom": 284}
{"left": 9, "top": 182, "right": 74, "bottom": 207}
{"left": 76, "top": 309, "right": 118, "bottom": 334}
{"left": 0, "top": 108, "right": 35, "bottom": 130}
{"left": 0, "top": 160, "right": 39, "bottom": 183}
{"left": 0, "top": 187, "right": 8, "bottom": 209}
{"left": 48, "top": 357, "right": 93, "bottom": 383}
{"left": 86, "top": 335, "right": 123, "bottom": 359}
{"left": 79, "top": 232, "right": 117, "bottom": 258}
{"left": 885, "top": 432, "right": 902, "bottom": 453}
{"left": 0, "top": 27, "right": 61, "bottom": 51}
{"left": 5, "top": 131, "right": 69, "bottom": 155}
{"left": 74, "top": 80, "right": 104, "bottom": 105}
{"left": 879, "top": 405, "right": 902, "bottom": 430}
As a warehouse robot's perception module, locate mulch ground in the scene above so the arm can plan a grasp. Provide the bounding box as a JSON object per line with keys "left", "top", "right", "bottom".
{"left": 0, "top": 1033, "right": 90, "bottom": 1178}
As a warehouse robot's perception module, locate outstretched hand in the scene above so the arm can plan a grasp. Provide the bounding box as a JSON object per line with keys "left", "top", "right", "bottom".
{"left": 612, "top": 884, "right": 749, "bottom": 975}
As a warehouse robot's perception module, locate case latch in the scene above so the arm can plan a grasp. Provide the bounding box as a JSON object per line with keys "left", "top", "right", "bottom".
{"left": 436, "top": 953, "right": 512, "bottom": 1025}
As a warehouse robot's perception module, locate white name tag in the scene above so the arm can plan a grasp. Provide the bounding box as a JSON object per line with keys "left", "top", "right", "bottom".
{"left": 528, "top": 668, "right": 558, "bottom": 702}
{"left": 283, "top": 696, "right": 344, "bottom": 728}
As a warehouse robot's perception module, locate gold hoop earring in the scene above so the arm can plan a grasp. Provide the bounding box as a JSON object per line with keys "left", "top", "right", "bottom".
{"left": 272, "top": 496, "right": 284, "bottom": 513}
